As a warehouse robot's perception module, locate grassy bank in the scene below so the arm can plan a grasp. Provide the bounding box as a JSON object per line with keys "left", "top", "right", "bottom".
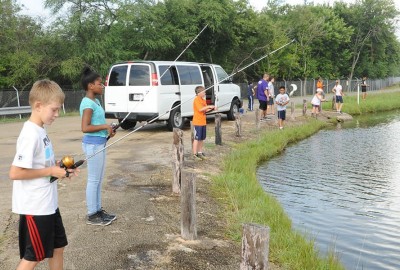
{"left": 212, "top": 120, "right": 345, "bottom": 269}
{"left": 212, "top": 90, "right": 400, "bottom": 269}
{"left": 322, "top": 89, "right": 400, "bottom": 115}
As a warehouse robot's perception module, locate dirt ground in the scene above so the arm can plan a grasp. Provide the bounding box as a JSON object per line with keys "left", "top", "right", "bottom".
{"left": 0, "top": 97, "right": 342, "bottom": 270}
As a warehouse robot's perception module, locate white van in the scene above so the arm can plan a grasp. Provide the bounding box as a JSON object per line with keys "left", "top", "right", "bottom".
{"left": 104, "top": 61, "right": 242, "bottom": 130}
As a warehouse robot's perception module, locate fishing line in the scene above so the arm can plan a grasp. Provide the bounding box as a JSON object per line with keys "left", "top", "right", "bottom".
{"left": 56, "top": 38, "right": 297, "bottom": 179}
{"left": 92, "top": 39, "right": 297, "bottom": 155}
{"left": 110, "top": 24, "right": 209, "bottom": 131}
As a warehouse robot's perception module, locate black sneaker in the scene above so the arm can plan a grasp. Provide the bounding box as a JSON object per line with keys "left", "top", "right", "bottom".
{"left": 193, "top": 154, "right": 203, "bottom": 161}
{"left": 198, "top": 152, "right": 206, "bottom": 158}
{"left": 86, "top": 212, "right": 112, "bottom": 226}
{"left": 98, "top": 208, "right": 116, "bottom": 222}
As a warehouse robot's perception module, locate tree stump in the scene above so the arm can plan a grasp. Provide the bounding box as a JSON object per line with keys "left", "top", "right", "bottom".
{"left": 215, "top": 113, "right": 222, "bottom": 145}
{"left": 255, "top": 108, "right": 260, "bottom": 129}
{"left": 172, "top": 128, "right": 183, "bottom": 194}
{"left": 331, "top": 95, "right": 336, "bottom": 111}
{"left": 290, "top": 101, "right": 295, "bottom": 120}
{"left": 234, "top": 112, "right": 242, "bottom": 137}
{"left": 181, "top": 171, "right": 197, "bottom": 240}
{"left": 190, "top": 121, "right": 194, "bottom": 152}
{"left": 240, "top": 223, "right": 270, "bottom": 270}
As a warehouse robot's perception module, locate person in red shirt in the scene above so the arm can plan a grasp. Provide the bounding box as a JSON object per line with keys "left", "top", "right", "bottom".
{"left": 192, "top": 86, "right": 215, "bottom": 160}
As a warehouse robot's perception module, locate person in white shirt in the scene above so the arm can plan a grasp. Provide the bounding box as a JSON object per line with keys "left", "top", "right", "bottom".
{"left": 9, "top": 80, "right": 78, "bottom": 270}
{"left": 267, "top": 77, "right": 275, "bottom": 115}
{"left": 275, "top": 86, "right": 290, "bottom": 129}
{"left": 332, "top": 80, "right": 344, "bottom": 114}
{"left": 311, "top": 89, "right": 326, "bottom": 117}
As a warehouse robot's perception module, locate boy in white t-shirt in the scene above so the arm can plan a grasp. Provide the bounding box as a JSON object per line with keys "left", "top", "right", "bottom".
{"left": 9, "top": 80, "right": 78, "bottom": 270}
{"left": 275, "top": 86, "right": 290, "bottom": 129}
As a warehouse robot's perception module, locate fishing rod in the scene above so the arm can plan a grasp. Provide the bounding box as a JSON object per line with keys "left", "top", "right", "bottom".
{"left": 51, "top": 25, "right": 209, "bottom": 181}
{"left": 51, "top": 39, "right": 296, "bottom": 181}
{"left": 106, "top": 24, "right": 209, "bottom": 139}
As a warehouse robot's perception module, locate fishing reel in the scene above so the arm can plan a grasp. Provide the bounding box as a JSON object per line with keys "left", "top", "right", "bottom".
{"left": 106, "top": 122, "right": 120, "bottom": 141}
{"left": 50, "top": 155, "right": 85, "bottom": 183}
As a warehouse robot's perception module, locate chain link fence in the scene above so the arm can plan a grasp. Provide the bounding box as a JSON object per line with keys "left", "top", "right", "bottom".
{"left": 239, "top": 76, "right": 400, "bottom": 99}
{"left": 0, "top": 87, "right": 91, "bottom": 113}
{"left": 1, "top": 76, "right": 400, "bottom": 112}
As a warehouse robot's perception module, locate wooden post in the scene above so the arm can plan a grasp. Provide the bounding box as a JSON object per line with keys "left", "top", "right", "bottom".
{"left": 240, "top": 223, "right": 270, "bottom": 270}
{"left": 255, "top": 108, "right": 260, "bottom": 129}
{"left": 290, "top": 101, "right": 295, "bottom": 120}
{"left": 331, "top": 95, "right": 336, "bottom": 111}
{"left": 181, "top": 171, "right": 197, "bottom": 240}
{"left": 215, "top": 113, "right": 222, "bottom": 145}
{"left": 172, "top": 128, "right": 183, "bottom": 194}
{"left": 190, "top": 121, "right": 194, "bottom": 153}
{"left": 302, "top": 99, "right": 307, "bottom": 116}
{"left": 234, "top": 112, "right": 242, "bottom": 137}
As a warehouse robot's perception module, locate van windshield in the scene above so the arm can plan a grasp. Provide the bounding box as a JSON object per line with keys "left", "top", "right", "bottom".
{"left": 215, "top": 66, "right": 230, "bottom": 84}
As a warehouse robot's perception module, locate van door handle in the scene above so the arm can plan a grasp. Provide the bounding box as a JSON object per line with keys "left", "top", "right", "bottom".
{"left": 175, "top": 92, "right": 181, "bottom": 95}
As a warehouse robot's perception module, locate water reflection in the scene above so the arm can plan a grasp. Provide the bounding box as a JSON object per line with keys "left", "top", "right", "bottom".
{"left": 258, "top": 111, "right": 400, "bottom": 270}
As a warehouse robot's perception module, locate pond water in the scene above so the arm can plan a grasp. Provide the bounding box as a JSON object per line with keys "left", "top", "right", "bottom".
{"left": 258, "top": 111, "right": 400, "bottom": 270}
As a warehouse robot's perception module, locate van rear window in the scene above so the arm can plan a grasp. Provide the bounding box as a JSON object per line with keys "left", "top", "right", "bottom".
{"left": 177, "top": 66, "right": 202, "bottom": 85}
{"left": 109, "top": 65, "right": 128, "bottom": 86}
{"left": 129, "top": 65, "right": 150, "bottom": 86}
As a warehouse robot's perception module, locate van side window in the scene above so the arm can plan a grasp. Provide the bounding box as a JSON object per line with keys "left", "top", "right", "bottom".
{"left": 159, "top": 65, "right": 179, "bottom": 85}
{"left": 215, "top": 66, "right": 230, "bottom": 84}
{"left": 109, "top": 65, "right": 128, "bottom": 86}
{"left": 177, "top": 65, "right": 202, "bottom": 85}
{"left": 129, "top": 65, "right": 150, "bottom": 86}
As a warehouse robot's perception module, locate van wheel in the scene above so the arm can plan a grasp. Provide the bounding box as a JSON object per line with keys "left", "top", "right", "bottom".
{"left": 119, "top": 119, "right": 136, "bottom": 130}
{"left": 227, "top": 100, "right": 240, "bottom": 120}
{"left": 167, "top": 107, "right": 184, "bottom": 131}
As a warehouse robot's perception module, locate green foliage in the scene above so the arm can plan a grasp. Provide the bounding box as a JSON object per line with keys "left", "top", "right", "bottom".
{"left": 1, "top": 0, "right": 399, "bottom": 88}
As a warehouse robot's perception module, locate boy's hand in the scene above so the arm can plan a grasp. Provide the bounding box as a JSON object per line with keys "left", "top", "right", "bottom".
{"left": 51, "top": 165, "right": 71, "bottom": 179}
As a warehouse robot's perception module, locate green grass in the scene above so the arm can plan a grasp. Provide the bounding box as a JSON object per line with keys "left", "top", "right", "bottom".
{"left": 211, "top": 120, "right": 345, "bottom": 269}
{"left": 322, "top": 90, "right": 400, "bottom": 115}
{"left": 211, "top": 89, "right": 400, "bottom": 269}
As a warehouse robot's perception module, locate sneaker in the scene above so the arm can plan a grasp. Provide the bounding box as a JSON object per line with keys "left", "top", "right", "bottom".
{"left": 98, "top": 208, "right": 116, "bottom": 222}
{"left": 86, "top": 212, "right": 112, "bottom": 226}
{"left": 193, "top": 154, "right": 203, "bottom": 161}
{"left": 279, "top": 127, "right": 283, "bottom": 130}
{"left": 197, "top": 152, "right": 206, "bottom": 160}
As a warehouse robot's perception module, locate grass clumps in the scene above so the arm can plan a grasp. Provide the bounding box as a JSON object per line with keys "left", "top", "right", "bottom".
{"left": 212, "top": 120, "right": 345, "bottom": 269}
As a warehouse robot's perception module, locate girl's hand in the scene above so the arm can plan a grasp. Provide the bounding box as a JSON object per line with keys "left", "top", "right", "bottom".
{"left": 106, "top": 124, "right": 115, "bottom": 137}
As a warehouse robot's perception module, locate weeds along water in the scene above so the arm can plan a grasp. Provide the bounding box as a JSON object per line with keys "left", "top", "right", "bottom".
{"left": 212, "top": 89, "right": 400, "bottom": 269}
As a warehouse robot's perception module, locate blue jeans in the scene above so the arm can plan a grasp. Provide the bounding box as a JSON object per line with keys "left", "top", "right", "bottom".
{"left": 82, "top": 143, "right": 106, "bottom": 216}
{"left": 248, "top": 95, "right": 254, "bottom": 110}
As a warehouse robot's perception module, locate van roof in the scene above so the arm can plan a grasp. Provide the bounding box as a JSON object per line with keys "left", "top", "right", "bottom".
{"left": 112, "top": 60, "right": 199, "bottom": 65}
{"left": 110, "top": 61, "right": 220, "bottom": 67}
